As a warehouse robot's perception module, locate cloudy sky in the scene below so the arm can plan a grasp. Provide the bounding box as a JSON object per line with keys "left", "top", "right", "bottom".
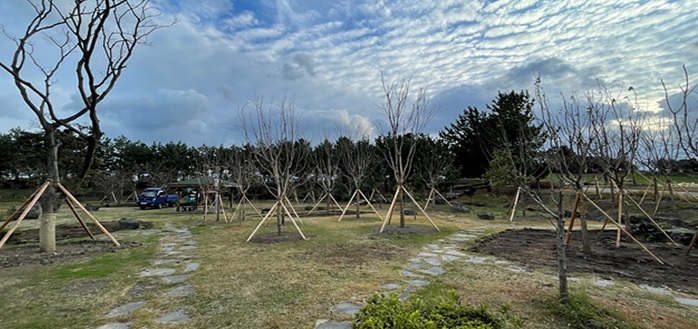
{"left": 0, "top": 0, "right": 696, "bottom": 146}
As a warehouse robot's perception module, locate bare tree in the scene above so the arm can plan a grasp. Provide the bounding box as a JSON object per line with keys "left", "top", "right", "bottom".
{"left": 536, "top": 80, "right": 595, "bottom": 255}
{"left": 0, "top": 0, "right": 169, "bottom": 252}
{"left": 639, "top": 119, "right": 683, "bottom": 211}
{"left": 377, "top": 74, "right": 439, "bottom": 232}
{"left": 337, "top": 131, "right": 379, "bottom": 220}
{"left": 418, "top": 137, "right": 454, "bottom": 210}
{"left": 664, "top": 66, "right": 698, "bottom": 158}
{"left": 144, "top": 161, "right": 178, "bottom": 189}
{"left": 307, "top": 139, "right": 342, "bottom": 214}
{"left": 239, "top": 95, "right": 309, "bottom": 240}
{"left": 586, "top": 85, "right": 646, "bottom": 247}
{"left": 224, "top": 145, "right": 262, "bottom": 221}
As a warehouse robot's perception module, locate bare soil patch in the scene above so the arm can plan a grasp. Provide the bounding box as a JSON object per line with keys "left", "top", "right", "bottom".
{"left": 471, "top": 228, "right": 698, "bottom": 294}
{"left": 0, "top": 220, "right": 149, "bottom": 267}
{"left": 373, "top": 225, "right": 439, "bottom": 235}
{"left": 248, "top": 231, "right": 312, "bottom": 244}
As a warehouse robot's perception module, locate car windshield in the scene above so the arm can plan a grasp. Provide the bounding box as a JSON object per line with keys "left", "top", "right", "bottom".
{"left": 141, "top": 191, "right": 157, "bottom": 197}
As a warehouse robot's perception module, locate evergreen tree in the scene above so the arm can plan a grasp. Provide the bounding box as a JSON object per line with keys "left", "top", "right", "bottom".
{"left": 439, "top": 90, "right": 544, "bottom": 178}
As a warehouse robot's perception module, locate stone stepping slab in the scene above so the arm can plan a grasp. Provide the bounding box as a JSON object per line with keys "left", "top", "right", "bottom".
{"left": 157, "top": 310, "right": 190, "bottom": 323}
{"left": 164, "top": 284, "right": 194, "bottom": 297}
{"left": 183, "top": 262, "right": 200, "bottom": 273}
{"left": 105, "top": 301, "right": 146, "bottom": 318}
{"left": 161, "top": 273, "right": 193, "bottom": 284}
{"left": 315, "top": 320, "right": 352, "bottom": 329}
{"left": 331, "top": 302, "right": 361, "bottom": 316}
{"left": 140, "top": 268, "right": 176, "bottom": 277}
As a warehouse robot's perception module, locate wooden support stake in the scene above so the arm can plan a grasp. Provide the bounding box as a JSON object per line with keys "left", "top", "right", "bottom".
{"left": 246, "top": 202, "right": 278, "bottom": 242}
{"left": 55, "top": 183, "right": 120, "bottom": 247}
{"left": 433, "top": 189, "right": 453, "bottom": 207}
{"left": 284, "top": 197, "right": 303, "bottom": 225}
{"left": 0, "top": 181, "right": 51, "bottom": 250}
{"left": 623, "top": 189, "right": 678, "bottom": 245}
{"left": 359, "top": 189, "right": 384, "bottom": 221}
{"left": 616, "top": 191, "right": 624, "bottom": 248}
{"left": 653, "top": 183, "right": 667, "bottom": 215}
{"left": 280, "top": 201, "right": 307, "bottom": 240}
{"left": 379, "top": 187, "right": 401, "bottom": 233}
{"left": 218, "top": 194, "right": 228, "bottom": 223}
{"left": 423, "top": 188, "right": 435, "bottom": 210}
{"left": 0, "top": 181, "right": 48, "bottom": 232}
{"left": 306, "top": 192, "right": 328, "bottom": 215}
{"left": 402, "top": 186, "right": 440, "bottom": 231}
{"left": 338, "top": 189, "right": 359, "bottom": 222}
{"left": 328, "top": 194, "right": 343, "bottom": 212}
{"left": 64, "top": 198, "right": 95, "bottom": 240}
{"left": 582, "top": 194, "right": 664, "bottom": 264}
{"left": 686, "top": 228, "right": 697, "bottom": 256}
{"left": 564, "top": 192, "right": 582, "bottom": 245}
{"left": 509, "top": 187, "right": 521, "bottom": 222}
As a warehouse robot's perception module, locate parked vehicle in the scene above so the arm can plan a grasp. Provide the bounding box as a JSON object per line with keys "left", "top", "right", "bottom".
{"left": 137, "top": 188, "right": 178, "bottom": 209}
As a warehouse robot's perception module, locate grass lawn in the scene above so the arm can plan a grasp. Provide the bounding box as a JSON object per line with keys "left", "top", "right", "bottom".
{"left": 0, "top": 198, "right": 696, "bottom": 328}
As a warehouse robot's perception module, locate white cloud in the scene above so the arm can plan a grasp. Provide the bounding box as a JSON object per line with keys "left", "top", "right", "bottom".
{"left": 0, "top": 0, "right": 696, "bottom": 145}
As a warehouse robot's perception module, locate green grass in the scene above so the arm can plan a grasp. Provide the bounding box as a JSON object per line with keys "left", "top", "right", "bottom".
{"left": 1, "top": 200, "right": 697, "bottom": 329}
{"left": 0, "top": 234, "right": 159, "bottom": 329}
{"left": 541, "top": 292, "right": 640, "bottom": 329}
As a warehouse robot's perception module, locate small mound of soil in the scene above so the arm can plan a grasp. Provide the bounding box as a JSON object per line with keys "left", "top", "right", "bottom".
{"left": 471, "top": 228, "right": 698, "bottom": 294}
{"left": 0, "top": 240, "right": 141, "bottom": 268}
{"left": 248, "top": 232, "right": 311, "bottom": 244}
{"left": 4, "top": 220, "right": 152, "bottom": 245}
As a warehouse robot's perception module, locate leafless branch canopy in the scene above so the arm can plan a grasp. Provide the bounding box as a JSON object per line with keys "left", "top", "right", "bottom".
{"left": 379, "top": 73, "right": 437, "bottom": 185}
{"left": 238, "top": 94, "right": 309, "bottom": 200}
{"left": 0, "top": 0, "right": 172, "bottom": 180}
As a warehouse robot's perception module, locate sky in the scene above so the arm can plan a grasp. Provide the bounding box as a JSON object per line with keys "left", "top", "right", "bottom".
{"left": 0, "top": 0, "right": 697, "bottom": 146}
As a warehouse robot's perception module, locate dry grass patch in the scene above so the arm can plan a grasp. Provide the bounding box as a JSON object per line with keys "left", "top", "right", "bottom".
{"left": 186, "top": 216, "right": 455, "bottom": 328}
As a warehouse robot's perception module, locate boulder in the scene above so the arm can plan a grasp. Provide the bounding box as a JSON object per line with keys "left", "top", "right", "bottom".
{"left": 403, "top": 208, "right": 416, "bottom": 216}
{"left": 563, "top": 210, "right": 580, "bottom": 218}
{"left": 119, "top": 218, "right": 141, "bottom": 230}
{"left": 451, "top": 202, "right": 471, "bottom": 213}
{"left": 477, "top": 213, "right": 495, "bottom": 220}
{"left": 13, "top": 204, "right": 42, "bottom": 220}
{"left": 85, "top": 203, "right": 101, "bottom": 211}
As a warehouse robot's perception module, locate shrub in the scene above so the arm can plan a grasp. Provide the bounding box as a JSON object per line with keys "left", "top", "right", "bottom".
{"left": 354, "top": 290, "right": 503, "bottom": 329}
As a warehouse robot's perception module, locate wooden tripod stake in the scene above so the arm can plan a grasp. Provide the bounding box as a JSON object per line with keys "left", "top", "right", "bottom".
{"left": 379, "top": 185, "right": 440, "bottom": 233}
{"left": 338, "top": 189, "right": 384, "bottom": 222}
{"left": 423, "top": 187, "right": 453, "bottom": 211}
{"left": 246, "top": 199, "right": 307, "bottom": 242}
{"left": 0, "top": 180, "right": 120, "bottom": 250}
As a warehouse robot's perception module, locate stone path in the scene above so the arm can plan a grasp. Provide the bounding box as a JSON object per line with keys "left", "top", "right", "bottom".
{"left": 97, "top": 224, "right": 199, "bottom": 329}
{"left": 314, "top": 229, "right": 488, "bottom": 328}
{"left": 315, "top": 226, "right": 698, "bottom": 328}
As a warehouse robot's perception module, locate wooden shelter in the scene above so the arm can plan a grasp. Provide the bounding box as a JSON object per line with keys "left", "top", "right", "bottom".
{"left": 167, "top": 177, "right": 238, "bottom": 220}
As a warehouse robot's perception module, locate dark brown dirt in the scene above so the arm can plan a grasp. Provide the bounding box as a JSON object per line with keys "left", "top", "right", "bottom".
{"left": 0, "top": 220, "right": 149, "bottom": 268}
{"left": 248, "top": 231, "right": 312, "bottom": 244}
{"left": 471, "top": 228, "right": 698, "bottom": 294}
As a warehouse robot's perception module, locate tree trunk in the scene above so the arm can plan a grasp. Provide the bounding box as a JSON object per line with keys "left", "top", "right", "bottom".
{"left": 556, "top": 191, "right": 569, "bottom": 304}
{"left": 356, "top": 190, "right": 361, "bottom": 219}
{"left": 39, "top": 128, "right": 59, "bottom": 253}
{"left": 399, "top": 187, "right": 405, "bottom": 228}
{"left": 653, "top": 176, "right": 660, "bottom": 204}
{"left": 666, "top": 178, "right": 677, "bottom": 211}
{"left": 276, "top": 201, "right": 282, "bottom": 236}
